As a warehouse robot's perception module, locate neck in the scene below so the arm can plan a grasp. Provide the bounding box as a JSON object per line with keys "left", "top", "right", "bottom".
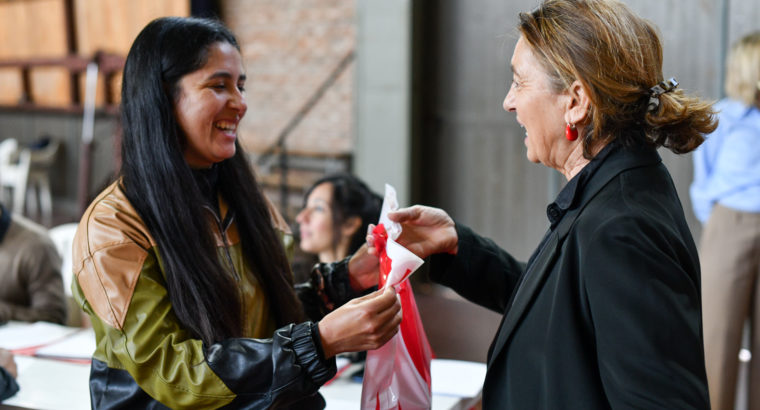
{"left": 318, "top": 245, "right": 349, "bottom": 263}
{"left": 558, "top": 141, "right": 606, "bottom": 180}
{"left": 560, "top": 147, "right": 590, "bottom": 180}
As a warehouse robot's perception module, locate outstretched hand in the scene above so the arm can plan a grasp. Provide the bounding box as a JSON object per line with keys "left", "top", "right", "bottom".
{"left": 318, "top": 287, "right": 402, "bottom": 358}
{"left": 367, "top": 205, "right": 458, "bottom": 259}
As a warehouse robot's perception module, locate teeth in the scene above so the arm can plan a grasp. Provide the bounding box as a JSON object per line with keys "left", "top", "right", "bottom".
{"left": 214, "top": 121, "right": 236, "bottom": 132}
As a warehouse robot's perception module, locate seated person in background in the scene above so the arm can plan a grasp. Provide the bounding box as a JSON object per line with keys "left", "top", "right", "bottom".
{"left": 296, "top": 173, "right": 382, "bottom": 264}
{"left": 0, "top": 202, "right": 66, "bottom": 324}
{"left": 294, "top": 174, "right": 383, "bottom": 364}
{"left": 0, "top": 348, "right": 18, "bottom": 402}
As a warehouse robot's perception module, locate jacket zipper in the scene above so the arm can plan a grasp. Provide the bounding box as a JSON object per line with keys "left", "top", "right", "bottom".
{"left": 203, "top": 204, "right": 240, "bottom": 281}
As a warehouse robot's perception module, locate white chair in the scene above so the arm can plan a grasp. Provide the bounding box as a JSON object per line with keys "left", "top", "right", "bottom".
{"left": 0, "top": 138, "right": 60, "bottom": 226}
{"left": 0, "top": 138, "right": 31, "bottom": 215}
{"left": 48, "top": 222, "right": 82, "bottom": 327}
{"left": 26, "top": 139, "right": 60, "bottom": 226}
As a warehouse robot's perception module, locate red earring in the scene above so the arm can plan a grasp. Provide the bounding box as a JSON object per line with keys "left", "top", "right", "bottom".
{"left": 565, "top": 123, "right": 578, "bottom": 141}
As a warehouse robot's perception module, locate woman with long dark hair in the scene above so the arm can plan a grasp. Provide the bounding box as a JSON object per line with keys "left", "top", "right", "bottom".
{"left": 71, "top": 17, "right": 400, "bottom": 409}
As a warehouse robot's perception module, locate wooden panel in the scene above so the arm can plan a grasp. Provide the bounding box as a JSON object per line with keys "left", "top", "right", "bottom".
{"left": 74, "top": 0, "right": 188, "bottom": 106}
{"left": 30, "top": 68, "right": 71, "bottom": 105}
{"left": 75, "top": 0, "right": 189, "bottom": 55}
{"left": 0, "top": 0, "right": 69, "bottom": 106}
{"left": 0, "top": 0, "right": 66, "bottom": 58}
{"left": 0, "top": 70, "right": 22, "bottom": 104}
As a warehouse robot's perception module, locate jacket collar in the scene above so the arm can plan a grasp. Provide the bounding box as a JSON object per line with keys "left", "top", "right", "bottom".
{"left": 487, "top": 142, "right": 662, "bottom": 368}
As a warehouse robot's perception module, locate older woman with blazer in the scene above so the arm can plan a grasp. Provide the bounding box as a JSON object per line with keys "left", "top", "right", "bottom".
{"left": 365, "top": 0, "right": 717, "bottom": 408}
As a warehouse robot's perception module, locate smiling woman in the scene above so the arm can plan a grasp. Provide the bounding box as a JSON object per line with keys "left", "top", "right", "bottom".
{"left": 174, "top": 42, "right": 247, "bottom": 167}
{"left": 369, "top": 0, "right": 718, "bottom": 408}
{"left": 70, "top": 17, "right": 402, "bottom": 409}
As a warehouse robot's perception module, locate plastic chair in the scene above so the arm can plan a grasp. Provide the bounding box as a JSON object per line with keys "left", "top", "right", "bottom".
{"left": 26, "top": 139, "right": 60, "bottom": 226}
{"left": 0, "top": 138, "right": 31, "bottom": 215}
{"left": 48, "top": 222, "right": 82, "bottom": 327}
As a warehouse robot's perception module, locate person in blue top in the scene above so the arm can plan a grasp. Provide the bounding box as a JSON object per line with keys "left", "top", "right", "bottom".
{"left": 690, "top": 31, "right": 760, "bottom": 410}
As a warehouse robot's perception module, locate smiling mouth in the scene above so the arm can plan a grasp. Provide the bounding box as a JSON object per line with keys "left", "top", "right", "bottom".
{"left": 214, "top": 121, "right": 237, "bottom": 133}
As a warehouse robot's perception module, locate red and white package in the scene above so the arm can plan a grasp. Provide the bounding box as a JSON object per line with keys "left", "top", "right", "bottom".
{"left": 361, "top": 184, "right": 432, "bottom": 410}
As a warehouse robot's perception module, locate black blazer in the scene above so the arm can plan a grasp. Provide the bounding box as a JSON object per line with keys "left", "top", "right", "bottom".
{"left": 429, "top": 144, "right": 709, "bottom": 409}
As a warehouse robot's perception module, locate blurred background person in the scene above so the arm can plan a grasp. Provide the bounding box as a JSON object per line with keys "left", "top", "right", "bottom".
{"left": 294, "top": 174, "right": 381, "bottom": 319}
{"left": 0, "top": 202, "right": 66, "bottom": 325}
{"left": 690, "top": 31, "right": 760, "bottom": 410}
{"left": 294, "top": 173, "right": 382, "bottom": 372}
{"left": 296, "top": 173, "right": 382, "bottom": 264}
{"left": 0, "top": 348, "right": 18, "bottom": 402}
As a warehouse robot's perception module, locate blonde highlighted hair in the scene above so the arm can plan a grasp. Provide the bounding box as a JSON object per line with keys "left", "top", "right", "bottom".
{"left": 724, "top": 31, "right": 760, "bottom": 107}
{"left": 517, "top": 0, "right": 717, "bottom": 157}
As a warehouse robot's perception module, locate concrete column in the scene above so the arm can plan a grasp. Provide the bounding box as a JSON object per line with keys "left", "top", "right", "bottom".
{"left": 353, "top": 0, "right": 412, "bottom": 204}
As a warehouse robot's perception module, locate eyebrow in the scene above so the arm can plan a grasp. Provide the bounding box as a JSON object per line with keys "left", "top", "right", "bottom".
{"left": 207, "top": 71, "right": 246, "bottom": 82}
{"left": 510, "top": 64, "right": 519, "bottom": 77}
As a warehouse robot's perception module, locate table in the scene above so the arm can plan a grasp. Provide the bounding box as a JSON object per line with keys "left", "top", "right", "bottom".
{"left": 0, "top": 322, "right": 485, "bottom": 409}
{"left": 1, "top": 356, "right": 91, "bottom": 410}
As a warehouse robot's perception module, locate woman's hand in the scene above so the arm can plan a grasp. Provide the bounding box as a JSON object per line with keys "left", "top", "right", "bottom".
{"left": 0, "top": 348, "right": 17, "bottom": 379}
{"left": 347, "top": 244, "right": 380, "bottom": 291}
{"left": 368, "top": 205, "right": 458, "bottom": 258}
{"left": 318, "top": 287, "right": 402, "bottom": 359}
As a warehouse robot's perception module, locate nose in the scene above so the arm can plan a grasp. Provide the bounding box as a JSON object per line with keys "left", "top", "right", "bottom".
{"left": 230, "top": 90, "right": 248, "bottom": 118}
{"left": 503, "top": 84, "right": 516, "bottom": 112}
{"left": 295, "top": 208, "right": 307, "bottom": 224}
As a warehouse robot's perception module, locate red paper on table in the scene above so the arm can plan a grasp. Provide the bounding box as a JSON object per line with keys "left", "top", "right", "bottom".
{"left": 360, "top": 184, "right": 432, "bottom": 410}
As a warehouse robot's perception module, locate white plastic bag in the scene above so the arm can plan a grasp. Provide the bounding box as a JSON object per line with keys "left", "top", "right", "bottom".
{"left": 360, "top": 184, "right": 432, "bottom": 410}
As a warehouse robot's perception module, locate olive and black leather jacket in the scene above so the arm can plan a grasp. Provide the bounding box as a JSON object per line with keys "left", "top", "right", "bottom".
{"left": 72, "top": 181, "right": 352, "bottom": 409}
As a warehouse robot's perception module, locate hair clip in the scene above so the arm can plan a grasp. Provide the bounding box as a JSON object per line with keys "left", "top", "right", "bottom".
{"left": 647, "top": 77, "right": 678, "bottom": 112}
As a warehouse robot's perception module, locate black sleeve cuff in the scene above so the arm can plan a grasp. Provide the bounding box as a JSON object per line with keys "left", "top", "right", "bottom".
{"left": 0, "top": 366, "right": 19, "bottom": 402}
{"left": 291, "top": 322, "right": 337, "bottom": 386}
{"left": 312, "top": 257, "right": 361, "bottom": 308}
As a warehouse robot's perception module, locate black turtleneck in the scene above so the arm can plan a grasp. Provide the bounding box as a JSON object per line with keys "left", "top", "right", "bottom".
{"left": 191, "top": 165, "right": 220, "bottom": 217}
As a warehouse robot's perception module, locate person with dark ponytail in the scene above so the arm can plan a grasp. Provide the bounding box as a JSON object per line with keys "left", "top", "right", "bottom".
{"left": 296, "top": 173, "right": 382, "bottom": 264}
{"left": 71, "top": 16, "right": 400, "bottom": 409}
{"left": 366, "top": 1, "right": 717, "bottom": 408}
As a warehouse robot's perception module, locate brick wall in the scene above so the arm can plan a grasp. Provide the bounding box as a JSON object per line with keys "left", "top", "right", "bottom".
{"left": 222, "top": 0, "right": 356, "bottom": 156}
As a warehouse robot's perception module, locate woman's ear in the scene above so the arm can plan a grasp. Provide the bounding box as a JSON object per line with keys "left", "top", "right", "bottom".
{"left": 341, "top": 216, "right": 362, "bottom": 238}
{"left": 565, "top": 80, "right": 591, "bottom": 125}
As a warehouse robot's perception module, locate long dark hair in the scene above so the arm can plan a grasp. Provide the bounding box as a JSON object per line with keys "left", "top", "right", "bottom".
{"left": 120, "top": 17, "right": 303, "bottom": 346}
{"left": 302, "top": 173, "right": 382, "bottom": 256}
